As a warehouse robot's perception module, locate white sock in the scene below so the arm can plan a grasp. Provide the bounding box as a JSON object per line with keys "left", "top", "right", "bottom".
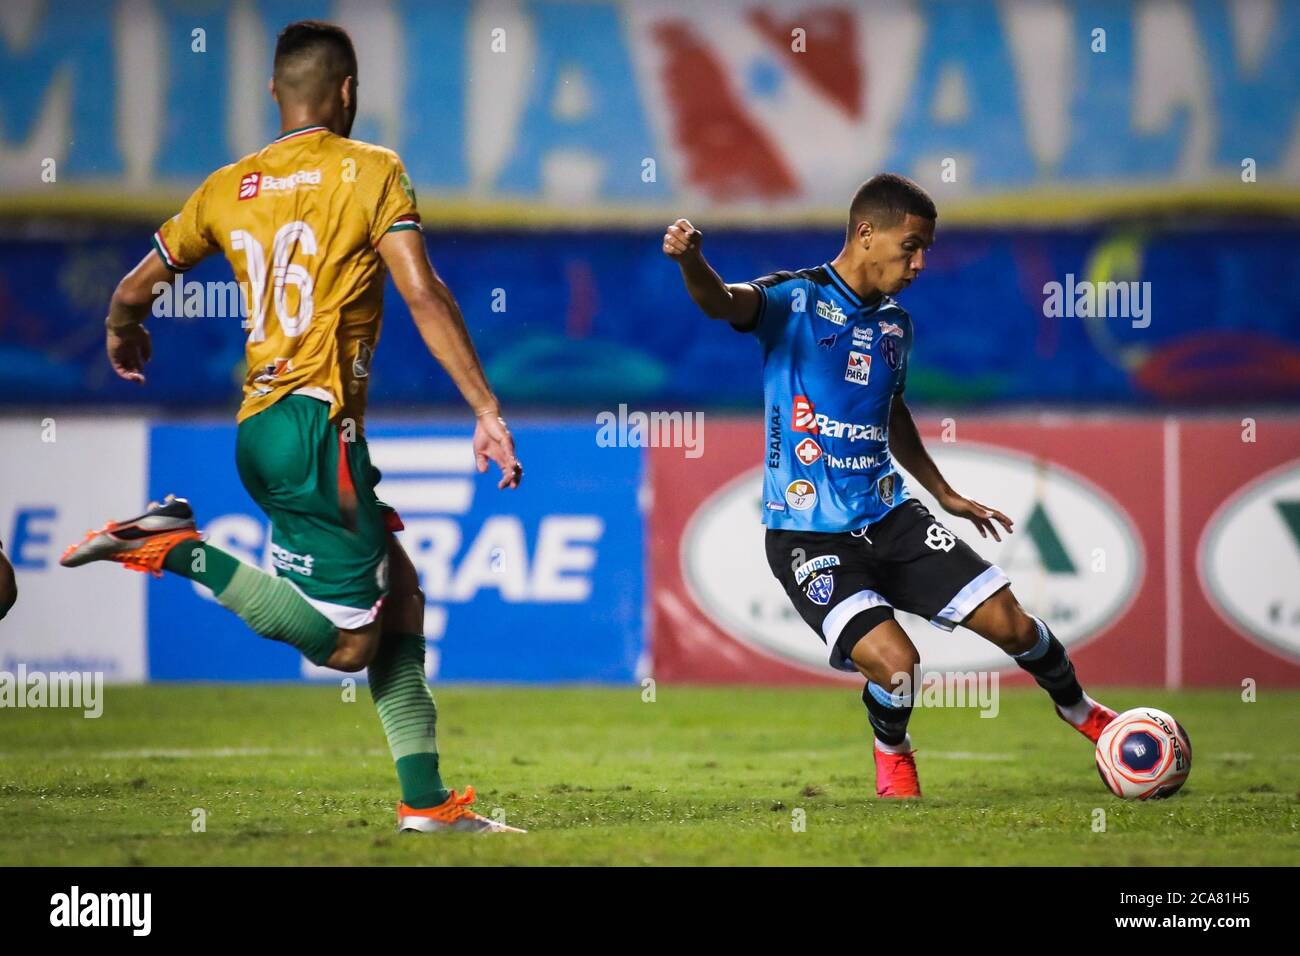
{"left": 1058, "top": 692, "right": 1098, "bottom": 726}
{"left": 874, "top": 733, "right": 914, "bottom": 755}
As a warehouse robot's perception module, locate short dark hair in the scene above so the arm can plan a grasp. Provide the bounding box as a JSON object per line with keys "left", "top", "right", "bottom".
{"left": 273, "top": 20, "right": 357, "bottom": 88}
{"left": 847, "top": 174, "right": 937, "bottom": 238}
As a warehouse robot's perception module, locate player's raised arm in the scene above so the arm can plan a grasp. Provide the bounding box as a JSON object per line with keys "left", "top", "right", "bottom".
{"left": 662, "top": 218, "right": 761, "bottom": 331}
{"left": 378, "top": 228, "right": 522, "bottom": 490}
{"left": 107, "top": 172, "right": 222, "bottom": 384}
{"left": 888, "top": 396, "right": 1013, "bottom": 541}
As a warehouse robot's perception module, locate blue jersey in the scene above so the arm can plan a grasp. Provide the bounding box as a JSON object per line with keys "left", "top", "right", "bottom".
{"left": 738, "top": 263, "right": 913, "bottom": 532}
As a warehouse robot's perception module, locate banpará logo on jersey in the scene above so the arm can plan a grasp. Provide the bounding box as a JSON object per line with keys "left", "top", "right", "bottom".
{"left": 794, "top": 554, "right": 841, "bottom": 586}
{"left": 681, "top": 449, "right": 1140, "bottom": 678}
{"left": 879, "top": 320, "right": 904, "bottom": 337}
{"left": 815, "top": 300, "right": 847, "bottom": 326}
{"left": 845, "top": 350, "right": 871, "bottom": 385}
{"left": 254, "top": 169, "right": 322, "bottom": 194}
{"left": 238, "top": 171, "right": 261, "bottom": 200}
{"left": 1199, "top": 459, "right": 1300, "bottom": 661}
{"left": 785, "top": 479, "right": 817, "bottom": 511}
{"left": 790, "top": 396, "right": 886, "bottom": 443}
{"left": 806, "top": 573, "right": 835, "bottom": 605}
{"left": 792, "top": 395, "right": 818, "bottom": 433}
{"left": 819, "top": 417, "right": 886, "bottom": 443}
{"left": 795, "top": 437, "right": 822, "bottom": 465}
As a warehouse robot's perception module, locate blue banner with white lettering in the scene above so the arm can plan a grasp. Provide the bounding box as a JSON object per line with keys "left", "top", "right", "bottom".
{"left": 145, "top": 421, "right": 644, "bottom": 681}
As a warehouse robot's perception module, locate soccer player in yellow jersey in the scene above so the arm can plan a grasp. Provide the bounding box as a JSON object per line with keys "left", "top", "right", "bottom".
{"left": 62, "top": 21, "right": 523, "bottom": 833}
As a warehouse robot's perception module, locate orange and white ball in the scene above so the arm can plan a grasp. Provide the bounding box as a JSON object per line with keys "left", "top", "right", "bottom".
{"left": 1095, "top": 707, "right": 1192, "bottom": 800}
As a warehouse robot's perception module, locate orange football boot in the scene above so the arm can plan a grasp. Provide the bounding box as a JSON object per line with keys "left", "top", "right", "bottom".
{"left": 60, "top": 494, "right": 200, "bottom": 577}
{"left": 397, "top": 786, "right": 526, "bottom": 833}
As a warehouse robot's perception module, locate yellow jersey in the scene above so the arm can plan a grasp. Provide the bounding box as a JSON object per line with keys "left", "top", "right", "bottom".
{"left": 153, "top": 125, "right": 421, "bottom": 428}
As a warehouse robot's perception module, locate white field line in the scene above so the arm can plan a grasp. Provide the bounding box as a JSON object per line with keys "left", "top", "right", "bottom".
{"left": 0, "top": 748, "right": 1293, "bottom": 761}
{"left": 0, "top": 747, "right": 389, "bottom": 760}
{"left": 926, "top": 751, "right": 1017, "bottom": 761}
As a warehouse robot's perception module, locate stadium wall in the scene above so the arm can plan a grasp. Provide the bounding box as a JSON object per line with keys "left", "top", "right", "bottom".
{"left": 2, "top": 414, "right": 1298, "bottom": 687}
{"left": 3, "top": 225, "right": 1300, "bottom": 410}
{"left": 0, "top": 418, "right": 645, "bottom": 683}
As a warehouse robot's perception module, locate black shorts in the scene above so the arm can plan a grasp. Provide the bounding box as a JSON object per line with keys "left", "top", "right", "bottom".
{"left": 765, "top": 499, "right": 1010, "bottom": 673}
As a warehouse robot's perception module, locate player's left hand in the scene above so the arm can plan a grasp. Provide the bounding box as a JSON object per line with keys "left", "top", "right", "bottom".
{"left": 106, "top": 323, "right": 152, "bottom": 384}
{"left": 474, "top": 411, "right": 523, "bottom": 490}
{"left": 938, "top": 491, "right": 1013, "bottom": 542}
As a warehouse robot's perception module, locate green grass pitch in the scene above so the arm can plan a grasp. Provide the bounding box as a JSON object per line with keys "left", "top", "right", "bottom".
{"left": 1, "top": 685, "right": 1297, "bottom": 866}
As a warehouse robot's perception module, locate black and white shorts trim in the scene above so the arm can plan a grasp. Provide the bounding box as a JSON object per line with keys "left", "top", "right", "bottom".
{"left": 930, "top": 565, "right": 1011, "bottom": 632}
{"left": 765, "top": 499, "right": 1010, "bottom": 673}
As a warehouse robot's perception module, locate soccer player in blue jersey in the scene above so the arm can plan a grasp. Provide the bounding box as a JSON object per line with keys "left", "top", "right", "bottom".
{"left": 663, "top": 174, "right": 1117, "bottom": 798}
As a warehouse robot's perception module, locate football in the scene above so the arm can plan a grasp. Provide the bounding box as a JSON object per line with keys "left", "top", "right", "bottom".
{"left": 1095, "top": 707, "right": 1193, "bottom": 800}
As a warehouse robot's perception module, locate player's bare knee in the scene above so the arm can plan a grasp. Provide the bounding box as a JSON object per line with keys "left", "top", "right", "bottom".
{"left": 981, "top": 594, "right": 1037, "bottom": 654}
{"left": 852, "top": 637, "right": 918, "bottom": 689}
{"left": 968, "top": 590, "right": 1033, "bottom": 653}
{"left": 881, "top": 645, "right": 920, "bottom": 688}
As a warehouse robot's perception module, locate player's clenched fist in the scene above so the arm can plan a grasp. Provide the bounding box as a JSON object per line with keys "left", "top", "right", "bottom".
{"left": 662, "top": 218, "right": 702, "bottom": 259}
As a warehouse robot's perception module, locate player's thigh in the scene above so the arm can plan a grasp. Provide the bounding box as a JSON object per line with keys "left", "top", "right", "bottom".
{"left": 235, "top": 395, "right": 323, "bottom": 507}
{"left": 873, "top": 499, "right": 1011, "bottom": 634}
{"left": 765, "top": 528, "right": 898, "bottom": 675}
{"left": 236, "top": 396, "right": 389, "bottom": 629}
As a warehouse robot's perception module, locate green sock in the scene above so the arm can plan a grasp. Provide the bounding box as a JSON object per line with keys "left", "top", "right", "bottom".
{"left": 162, "top": 540, "right": 241, "bottom": 594}
{"left": 368, "top": 633, "right": 448, "bottom": 809}
{"left": 208, "top": 562, "right": 339, "bottom": 666}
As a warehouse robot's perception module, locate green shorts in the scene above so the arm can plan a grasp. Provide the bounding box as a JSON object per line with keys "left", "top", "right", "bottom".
{"left": 236, "top": 394, "right": 394, "bottom": 628}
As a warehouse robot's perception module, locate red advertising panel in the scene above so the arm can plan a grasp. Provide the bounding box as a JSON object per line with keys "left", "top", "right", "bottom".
{"left": 1182, "top": 419, "right": 1300, "bottom": 686}
{"left": 650, "top": 415, "right": 1300, "bottom": 687}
